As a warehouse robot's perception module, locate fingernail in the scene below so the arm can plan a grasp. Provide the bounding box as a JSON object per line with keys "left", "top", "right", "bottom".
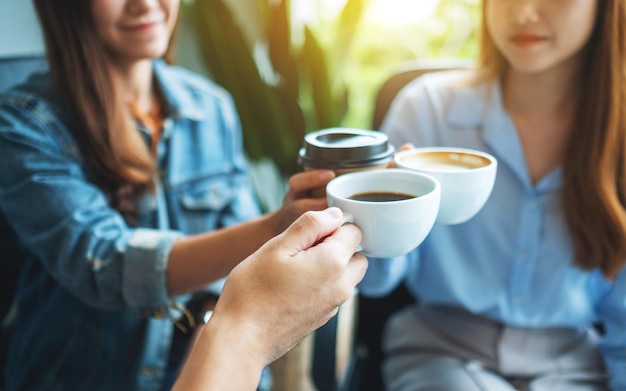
{"left": 319, "top": 170, "right": 335, "bottom": 181}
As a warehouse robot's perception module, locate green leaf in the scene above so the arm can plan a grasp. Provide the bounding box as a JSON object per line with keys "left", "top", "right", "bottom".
{"left": 191, "top": 0, "right": 301, "bottom": 173}
{"left": 302, "top": 26, "right": 338, "bottom": 130}
{"left": 334, "top": 0, "right": 368, "bottom": 72}
{"left": 268, "top": 0, "right": 299, "bottom": 101}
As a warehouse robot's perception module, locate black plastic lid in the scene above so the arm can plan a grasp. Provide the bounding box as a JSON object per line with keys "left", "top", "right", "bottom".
{"left": 298, "top": 128, "right": 395, "bottom": 169}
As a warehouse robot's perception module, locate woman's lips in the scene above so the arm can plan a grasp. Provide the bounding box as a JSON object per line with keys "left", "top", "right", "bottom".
{"left": 511, "top": 34, "right": 548, "bottom": 47}
{"left": 121, "top": 21, "right": 162, "bottom": 33}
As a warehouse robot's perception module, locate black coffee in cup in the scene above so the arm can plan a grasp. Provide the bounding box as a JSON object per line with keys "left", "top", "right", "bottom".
{"left": 349, "top": 191, "right": 416, "bottom": 202}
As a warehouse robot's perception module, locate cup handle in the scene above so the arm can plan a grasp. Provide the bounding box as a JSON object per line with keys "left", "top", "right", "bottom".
{"left": 341, "top": 212, "right": 354, "bottom": 225}
{"left": 340, "top": 212, "right": 363, "bottom": 253}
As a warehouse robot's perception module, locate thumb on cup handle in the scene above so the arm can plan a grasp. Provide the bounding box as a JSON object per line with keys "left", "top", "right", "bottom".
{"left": 340, "top": 212, "right": 363, "bottom": 253}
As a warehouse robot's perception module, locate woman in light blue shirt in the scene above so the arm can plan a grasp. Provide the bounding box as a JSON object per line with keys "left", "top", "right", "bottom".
{"left": 0, "top": 0, "right": 335, "bottom": 390}
{"left": 360, "top": 0, "right": 626, "bottom": 390}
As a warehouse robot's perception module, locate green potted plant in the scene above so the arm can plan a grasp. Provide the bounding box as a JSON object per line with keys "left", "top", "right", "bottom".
{"left": 186, "top": 0, "right": 366, "bottom": 178}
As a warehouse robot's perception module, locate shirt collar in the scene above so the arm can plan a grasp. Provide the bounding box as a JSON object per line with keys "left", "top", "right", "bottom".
{"left": 153, "top": 59, "right": 206, "bottom": 121}
{"left": 445, "top": 80, "right": 487, "bottom": 129}
{"left": 445, "top": 77, "right": 563, "bottom": 193}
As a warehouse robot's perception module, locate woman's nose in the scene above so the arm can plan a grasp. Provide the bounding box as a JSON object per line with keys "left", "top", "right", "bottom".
{"left": 126, "top": 0, "right": 161, "bottom": 14}
{"left": 513, "top": 0, "right": 540, "bottom": 26}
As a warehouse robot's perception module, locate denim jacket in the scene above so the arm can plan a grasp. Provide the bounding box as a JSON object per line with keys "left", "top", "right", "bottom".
{"left": 0, "top": 60, "right": 261, "bottom": 391}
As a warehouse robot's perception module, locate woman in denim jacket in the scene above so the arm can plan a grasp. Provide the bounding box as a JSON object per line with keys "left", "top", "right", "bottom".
{"left": 0, "top": 0, "right": 336, "bottom": 390}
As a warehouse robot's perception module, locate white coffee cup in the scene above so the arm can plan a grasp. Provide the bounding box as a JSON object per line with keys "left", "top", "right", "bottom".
{"left": 326, "top": 168, "right": 440, "bottom": 258}
{"left": 394, "top": 147, "right": 497, "bottom": 225}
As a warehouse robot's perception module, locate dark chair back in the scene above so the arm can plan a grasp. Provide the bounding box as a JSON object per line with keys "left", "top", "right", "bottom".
{"left": 372, "top": 58, "right": 474, "bottom": 130}
{"left": 0, "top": 56, "right": 47, "bottom": 92}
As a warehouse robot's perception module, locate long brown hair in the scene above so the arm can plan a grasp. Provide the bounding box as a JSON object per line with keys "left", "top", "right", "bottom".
{"left": 32, "top": 0, "right": 179, "bottom": 223}
{"left": 473, "top": 0, "right": 626, "bottom": 280}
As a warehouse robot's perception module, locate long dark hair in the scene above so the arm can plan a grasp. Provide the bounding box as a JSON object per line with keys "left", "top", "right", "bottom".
{"left": 32, "top": 0, "right": 179, "bottom": 223}
{"left": 474, "top": 0, "right": 626, "bottom": 279}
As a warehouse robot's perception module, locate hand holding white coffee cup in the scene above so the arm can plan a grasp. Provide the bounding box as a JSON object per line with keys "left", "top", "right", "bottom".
{"left": 326, "top": 169, "right": 440, "bottom": 258}
{"left": 394, "top": 146, "right": 497, "bottom": 225}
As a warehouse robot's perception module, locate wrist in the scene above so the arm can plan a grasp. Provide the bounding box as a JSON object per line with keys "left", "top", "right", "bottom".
{"left": 263, "top": 209, "right": 284, "bottom": 237}
{"left": 172, "top": 312, "right": 264, "bottom": 390}
{"left": 207, "top": 312, "right": 266, "bottom": 382}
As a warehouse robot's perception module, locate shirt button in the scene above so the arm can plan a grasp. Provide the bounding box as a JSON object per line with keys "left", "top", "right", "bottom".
{"left": 521, "top": 251, "right": 530, "bottom": 260}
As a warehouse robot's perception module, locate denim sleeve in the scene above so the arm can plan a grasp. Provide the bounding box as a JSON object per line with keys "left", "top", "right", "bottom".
{"left": 0, "top": 99, "right": 182, "bottom": 314}
{"left": 597, "top": 267, "right": 626, "bottom": 391}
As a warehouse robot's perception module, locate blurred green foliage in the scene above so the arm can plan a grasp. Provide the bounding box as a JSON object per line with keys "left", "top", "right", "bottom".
{"left": 184, "top": 0, "right": 480, "bottom": 176}
{"left": 186, "top": 0, "right": 367, "bottom": 176}
{"left": 340, "top": 0, "right": 480, "bottom": 128}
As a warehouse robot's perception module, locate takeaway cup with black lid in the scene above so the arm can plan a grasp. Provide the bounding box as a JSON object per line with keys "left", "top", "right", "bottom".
{"left": 298, "top": 127, "right": 395, "bottom": 197}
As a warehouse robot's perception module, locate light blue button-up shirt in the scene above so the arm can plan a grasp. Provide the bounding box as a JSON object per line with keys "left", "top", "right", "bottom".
{"left": 0, "top": 60, "right": 262, "bottom": 391}
{"left": 359, "top": 71, "right": 626, "bottom": 390}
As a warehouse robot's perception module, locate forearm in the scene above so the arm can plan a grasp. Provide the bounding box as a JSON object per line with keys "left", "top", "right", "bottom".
{"left": 171, "top": 208, "right": 367, "bottom": 390}
{"left": 172, "top": 313, "right": 265, "bottom": 390}
{"left": 166, "top": 212, "right": 280, "bottom": 295}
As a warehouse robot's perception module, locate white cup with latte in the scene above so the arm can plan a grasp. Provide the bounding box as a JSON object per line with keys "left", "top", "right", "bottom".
{"left": 394, "top": 147, "right": 497, "bottom": 225}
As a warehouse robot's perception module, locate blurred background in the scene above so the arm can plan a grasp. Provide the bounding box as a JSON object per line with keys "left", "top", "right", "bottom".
{"left": 0, "top": 0, "right": 480, "bottom": 210}
{"left": 176, "top": 0, "right": 480, "bottom": 210}
{"left": 0, "top": 0, "right": 480, "bottom": 208}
